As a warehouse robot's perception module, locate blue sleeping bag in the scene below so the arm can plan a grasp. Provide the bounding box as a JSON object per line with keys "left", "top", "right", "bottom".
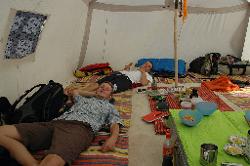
{"left": 136, "top": 58, "right": 186, "bottom": 76}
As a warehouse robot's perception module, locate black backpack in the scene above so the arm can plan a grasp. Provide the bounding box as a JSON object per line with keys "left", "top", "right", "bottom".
{"left": 0, "top": 80, "right": 68, "bottom": 124}
{"left": 188, "top": 53, "right": 221, "bottom": 76}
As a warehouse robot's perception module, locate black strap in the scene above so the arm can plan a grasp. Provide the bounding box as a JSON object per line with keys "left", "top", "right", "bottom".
{"left": 10, "top": 84, "right": 45, "bottom": 112}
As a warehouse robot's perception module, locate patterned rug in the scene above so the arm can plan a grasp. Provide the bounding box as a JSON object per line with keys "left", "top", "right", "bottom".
{"left": 149, "top": 85, "right": 233, "bottom": 111}
{"left": 221, "top": 87, "right": 250, "bottom": 111}
{"left": 188, "top": 72, "right": 250, "bottom": 82}
{"left": 74, "top": 75, "right": 104, "bottom": 83}
{"left": 157, "top": 72, "right": 250, "bottom": 84}
{"left": 188, "top": 73, "right": 250, "bottom": 111}
{"left": 71, "top": 90, "right": 132, "bottom": 166}
{"left": 74, "top": 73, "right": 250, "bottom": 85}
{"left": 155, "top": 73, "right": 250, "bottom": 111}
{"left": 155, "top": 75, "right": 201, "bottom": 84}
{"left": 154, "top": 72, "right": 223, "bottom": 84}
{"left": 65, "top": 75, "right": 103, "bottom": 94}
{"left": 198, "top": 84, "right": 233, "bottom": 111}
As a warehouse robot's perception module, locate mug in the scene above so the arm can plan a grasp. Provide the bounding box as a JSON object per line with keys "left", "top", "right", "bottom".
{"left": 200, "top": 143, "right": 218, "bottom": 166}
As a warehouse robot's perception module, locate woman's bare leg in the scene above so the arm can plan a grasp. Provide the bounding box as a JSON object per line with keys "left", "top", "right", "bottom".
{"left": 0, "top": 125, "right": 39, "bottom": 166}
{"left": 39, "top": 154, "right": 65, "bottom": 166}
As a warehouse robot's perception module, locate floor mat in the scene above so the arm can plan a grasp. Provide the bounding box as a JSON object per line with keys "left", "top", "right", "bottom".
{"left": 198, "top": 84, "right": 233, "bottom": 111}
{"left": 71, "top": 90, "right": 132, "bottom": 166}
{"left": 74, "top": 75, "right": 104, "bottom": 83}
{"left": 188, "top": 72, "right": 250, "bottom": 82}
{"left": 150, "top": 85, "right": 233, "bottom": 111}
{"left": 190, "top": 73, "right": 250, "bottom": 111}
{"left": 155, "top": 75, "right": 201, "bottom": 84}
{"left": 154, "top": 73, "right": 248, "bottom": 112}
{"left": 221, "top": 87, "right": 250, "bottom": 111}
{"left": 161, "top": 72, "right": 250, "bottom": 84}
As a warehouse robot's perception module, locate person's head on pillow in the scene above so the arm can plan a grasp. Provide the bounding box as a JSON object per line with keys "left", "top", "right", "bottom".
{"left": 139, "top": 61, "right": 153, "bottom": 72}
{"left": 96, "top": 82, "right": 114, "bottom": 99}
{"left": 97, "top": 81, "right": 116, "bottom": 104}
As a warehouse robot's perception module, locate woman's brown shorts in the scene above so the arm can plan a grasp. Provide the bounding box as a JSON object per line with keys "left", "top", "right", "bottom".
{"left": 14, "top": 120, "right": 94, "bottom": 165}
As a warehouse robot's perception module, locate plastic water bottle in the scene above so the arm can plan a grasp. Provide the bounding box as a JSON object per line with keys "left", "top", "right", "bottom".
{"left": 151, "top": 77, "right": 157, "bottom": 90}
{"left": 162, "top": 128, "right": 173, "bottom": 166}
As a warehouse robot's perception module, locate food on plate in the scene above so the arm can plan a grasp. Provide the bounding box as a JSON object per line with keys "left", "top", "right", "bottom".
{"left": 224, "top": 144, "right": 243, "bottom": 156}
{"left": 183, "top": 115, "right": 194, "bottom": 121}
{"left": 229, "top": 136, "right": 246, "bottom": 147}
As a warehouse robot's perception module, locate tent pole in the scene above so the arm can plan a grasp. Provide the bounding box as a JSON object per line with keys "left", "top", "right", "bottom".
{"left": 77, "top": 1, "right": 97, "bottom": 69}
{"left": 174, "top": 7, "right": 178, "bottom": 87}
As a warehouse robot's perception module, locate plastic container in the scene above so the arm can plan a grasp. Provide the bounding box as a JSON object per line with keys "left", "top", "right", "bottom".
{"left": 162, "top": 128, "right": 174, "bottom": 166}
{"left": 245, "top": 111, "right": 250, "bottom": 121}
{"left": 196, "top": 101, "right": 217, "bottom": 116}
{"left": 181, "top": 101, "right": 192, "bottom": 109}
{"left": 191, "top": 97, "right": 203, "bottom": 105}
{"left": 179, "top": 110, "right": 203, "bottom": 127}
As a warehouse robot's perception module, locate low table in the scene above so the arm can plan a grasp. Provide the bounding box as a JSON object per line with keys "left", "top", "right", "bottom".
{"left": 165, "top": 115, "right": 189, "bottom": 166}
{"left": 170, "top": 110, "right": 248, "bottom": 165}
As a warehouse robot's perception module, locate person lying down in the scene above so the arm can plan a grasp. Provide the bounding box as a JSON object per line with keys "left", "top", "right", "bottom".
{"left": 0, "top": 82, "right": 123, "bottom": 166}
{"left": 65, "top": 61, "right": 153, "bottom": 96}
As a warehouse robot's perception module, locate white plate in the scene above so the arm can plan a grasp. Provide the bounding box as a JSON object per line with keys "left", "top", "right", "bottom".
{"left": 224, "top": 144, "right": 243, "bottom": 156}
{"left": 229, "top": 136, "right": 246, "bottom": 147}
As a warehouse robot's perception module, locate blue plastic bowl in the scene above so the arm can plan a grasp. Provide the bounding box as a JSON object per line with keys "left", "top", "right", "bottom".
{"left": 245, "top": 111, "right": 250, "bottom": 121}
{"left": 195, "top": 101, "right": 217, "bottom": 116}
{"left": 179, "top": 110, "right": 203, "bottom": 127}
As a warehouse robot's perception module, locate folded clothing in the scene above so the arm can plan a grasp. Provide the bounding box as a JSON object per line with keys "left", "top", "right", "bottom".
{"left": 202, "top": 76, "right": 240, "bottom": 92}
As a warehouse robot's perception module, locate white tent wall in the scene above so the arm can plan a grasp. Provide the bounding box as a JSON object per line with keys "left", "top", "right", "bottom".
{"left": 0, "top": 0, "right": 248, "bottom": 101}
{"left": 83, "top": 5, "right": 249, "bottom": 70}
{"left": 0, "top": 0, "right": 88, "bottom": 102}
{"left": 84, "top": 10, "right": 174, "bottom": 70}
{"left": 243, "top": 0, "right": 250, "bottom": 58}
{"left": 242, "top": 12, "right": 250, "bottom": 60}
{"left": 179, "top": 11, "right": 249, "bottom": 61}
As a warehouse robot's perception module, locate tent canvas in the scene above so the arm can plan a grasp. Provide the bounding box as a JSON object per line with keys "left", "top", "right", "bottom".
{"left": 0, "top": 0, "right": 249, "bottom": 101}
{"left": 81, "top": 0, "right": 249, "bottom": 70}
{"left": 79, "top": 0, "right": 249, "bottom": 86}
{"left": 0, "top": 1, "right": 250, "bottom": 166}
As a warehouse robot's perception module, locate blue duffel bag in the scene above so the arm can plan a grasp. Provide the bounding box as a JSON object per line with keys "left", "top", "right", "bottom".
{"left": 136, "top": 58, "right": 186, "bottom": 76}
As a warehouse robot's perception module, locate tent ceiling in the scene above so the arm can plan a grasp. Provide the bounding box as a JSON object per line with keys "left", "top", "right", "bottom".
{"left": 188, "top": 0, "right": 247, "bottom": 8}
{"left": 97, "top": 0, "right": 248, "bottom": 8}
{"left": 86, "top": 0, "right": 248, "bottom": 14}
{"left": 97, "top": 0, "right": 164, "bottom": 6}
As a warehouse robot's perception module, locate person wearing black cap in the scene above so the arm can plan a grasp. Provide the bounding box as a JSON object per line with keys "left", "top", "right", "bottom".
{"left": 66, "top": 61, "right": 153, "bottom": 95}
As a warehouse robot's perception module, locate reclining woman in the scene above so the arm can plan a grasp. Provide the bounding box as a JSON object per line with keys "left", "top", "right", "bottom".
{"left": 0, "top": 82, "right": 122, "bottom": 166}
{"left": 65, "top": 61, "right": 153, "bottom": 95}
